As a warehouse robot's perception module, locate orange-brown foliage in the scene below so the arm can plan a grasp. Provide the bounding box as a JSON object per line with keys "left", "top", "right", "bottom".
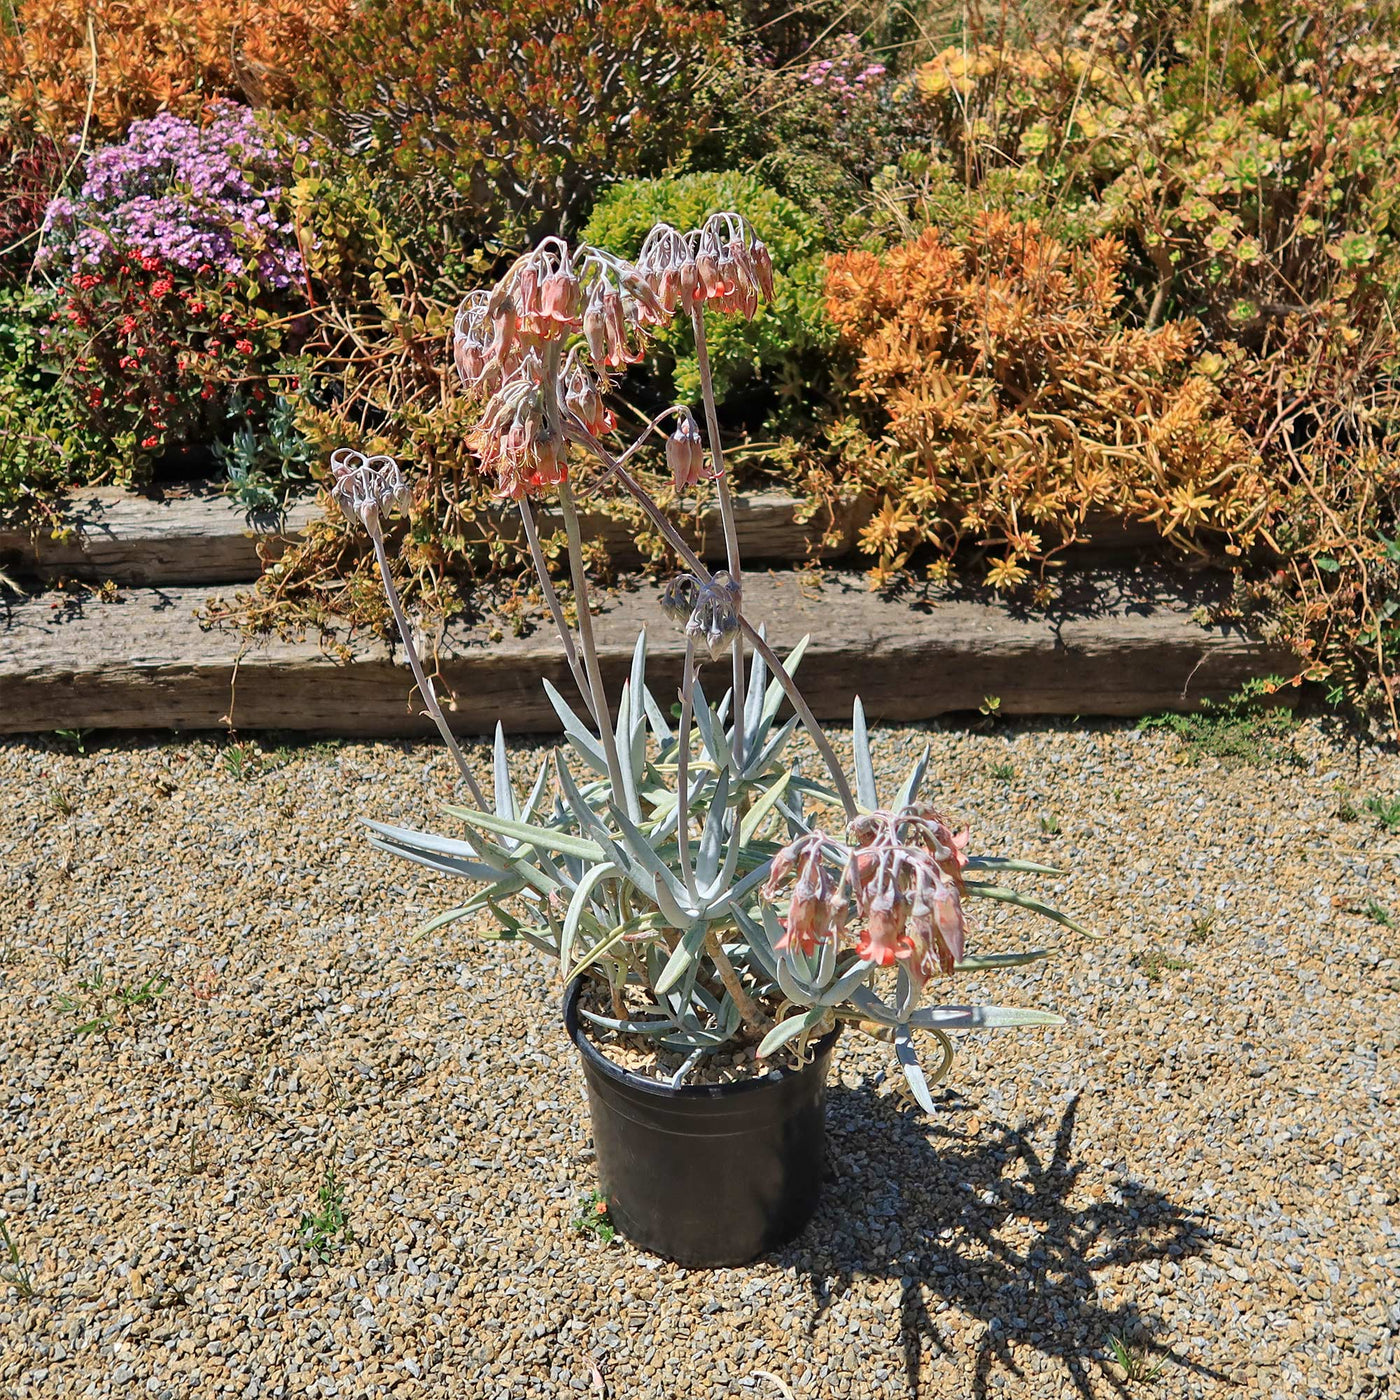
{"left": 0, "top": 0, "right": 352, "bottom": 139}
{"left": 823, "top": 213, "right": 1271, "bottom": 589}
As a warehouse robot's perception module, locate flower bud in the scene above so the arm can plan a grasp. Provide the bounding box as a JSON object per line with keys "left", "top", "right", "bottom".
{"left": 540, "top": 270, "right": 579, "bottom": 324}
{"left": 751, "top": 238, "right": 775, "bottom": 301}
{"left": 660, "top": 573, "right": 701, "bottom": 623}
{"left": 666, "top": 413, "right": 705, "bottom": 492}
{"left": 582, "top": 302, "right": 607, "bottom": 365}
{"left": 857, "top": 880, "right": 907, "bottom": 966}
{"left": 679, "top": 260, "right": 699, "bottom": 307}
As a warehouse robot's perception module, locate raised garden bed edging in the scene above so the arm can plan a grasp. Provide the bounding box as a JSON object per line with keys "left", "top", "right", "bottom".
{"left": 0, "top": 567, "right": 1295, "bottom": 737}
{"left": 0, "top": 487, "right": 1165, "bottom": 586}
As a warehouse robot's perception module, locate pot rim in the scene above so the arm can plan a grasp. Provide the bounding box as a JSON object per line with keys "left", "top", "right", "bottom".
{"left": 564, "top": 973, "right": 841, "bottom": 1101}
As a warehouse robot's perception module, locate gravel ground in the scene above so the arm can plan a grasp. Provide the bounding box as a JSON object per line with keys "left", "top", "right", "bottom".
{"left": 0, "top": 717, "right": 1397, "bottom": 1400}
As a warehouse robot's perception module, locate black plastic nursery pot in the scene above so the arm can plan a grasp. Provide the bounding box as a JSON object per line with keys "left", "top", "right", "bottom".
{"left": 564, "top": 976, "right": 841, "bottom": 1268}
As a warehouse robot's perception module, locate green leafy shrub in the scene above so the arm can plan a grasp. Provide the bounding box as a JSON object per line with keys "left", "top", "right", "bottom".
{"left": 0, "top": 287, "right": 80, "bottom": 518}
{"left": 704, "top": 30, "right": 929, "bottom": 241}
{"left": 582, "top": 171, "right": 839, "bottom": 412}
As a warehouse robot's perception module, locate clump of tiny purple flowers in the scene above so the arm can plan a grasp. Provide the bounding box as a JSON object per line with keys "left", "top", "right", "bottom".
{"left": 41, "top": 105, "right": 305, "bottom": 291}
{"left": 799, "top": 35, "right": 887, "bottom": 107}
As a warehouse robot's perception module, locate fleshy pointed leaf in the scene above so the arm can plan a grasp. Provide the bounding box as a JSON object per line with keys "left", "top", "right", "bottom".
{"left": 492, "top": 723, "right": 518, "bottom": 823}
{"left": 443, "top": 804, "right": 607, "bottom": 862}
{"left": 896, "top": 745, "right": 930, "bottom": 809}
{"left": 696, "top": 769, "right": 731, "bottom": 890}
{"left": 739, "top": 770, "right": 792, "bottom": 844}
{"left": 361, "top": 818, "right": 510, "bottom": 872}
{"left": 954, "top": 950, "right": 1052, "bottom": 971}
{"left": 692, "top": 684, "right": 732, "bottom": 771}
{"left": 541, "top": 677, "right": 609, "bottom": 775}
{"left": 744, "top": 627, "right": 768, "bottom": 740}
{"left": 760, "top": 635, "right": 809, "bottom": 729}
{"left": 894, "top": 1025, "right": 940, "bottom": 1113}
{"left": 966, "top": 856, "right": 1065, "bottom": 876}
{"left": 758, "top": 1005, "right": 830, "bottom": 1060}
{"left": 905, "top": 1004, "right": 1066, "bottom": 1030}
{"left": 578, "top": 1006, "right": 678, "bottom": 1037}
{"left": 367, "top": 836, "right": 506, "bottom": 885}
{"left": 961, "top": 882, "right": 1094, "bottom": 936}
{"left": 852, "top": 696, "right": 877, "bottom": 811}
{"left": 655, "top": 923, "right": 709, "bottom": 995}
{"left": 560, "top": 861, "right": 618, "bottom": 976}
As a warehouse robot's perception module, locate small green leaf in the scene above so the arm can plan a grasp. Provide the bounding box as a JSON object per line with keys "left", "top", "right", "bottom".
{"left": 758, "top": 1005, "right": 830, "bottom": 1060}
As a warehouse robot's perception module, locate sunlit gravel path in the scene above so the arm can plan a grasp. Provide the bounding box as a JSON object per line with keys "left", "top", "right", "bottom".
{"left": 1, "top": 719, "right": 1396, "bottom": 1399}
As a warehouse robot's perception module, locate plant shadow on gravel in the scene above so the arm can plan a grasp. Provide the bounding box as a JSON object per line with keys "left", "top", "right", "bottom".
{"left": 781, "top": 1090, "right": 1232, "bottom": 1399}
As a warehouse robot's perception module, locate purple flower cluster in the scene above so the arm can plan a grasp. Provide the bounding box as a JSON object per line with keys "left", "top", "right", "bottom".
{"left": 42, "top": 105, "right": 305, "bottom": 290}
{"left": 799, "top": 35, "right": 886, "bottom": 107}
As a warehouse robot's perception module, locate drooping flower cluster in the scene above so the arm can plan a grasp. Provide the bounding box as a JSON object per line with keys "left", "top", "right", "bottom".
{"left": 454, "top": 237, "right": 667, "bottom": 497}
{"left": 452, "top": 217, "right": 772, "bottom": 499}
{"left": 637, "top": 214, "right": 774, "bottom": 318}
{"left": 660, "top": 570, "right": 742, "bottom": 658}
{"left": 41, "top": 105, "right": 305, "bottom": 290}
{"left": 329, "top": 448, "right": 412, "bottom": 529}
{"left": 764, "top": 804, "right": 971, "bottom": 988}
{"left": 763, "top": 831, "right": 845, "bottom": 956}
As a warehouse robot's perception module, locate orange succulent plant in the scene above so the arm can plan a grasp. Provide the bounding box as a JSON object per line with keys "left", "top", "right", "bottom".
{"left": 0, "top": 0, "right": 352, "bottom": 139}
{"left": 822, "top": 213, "right": 1272, "bottom": 588}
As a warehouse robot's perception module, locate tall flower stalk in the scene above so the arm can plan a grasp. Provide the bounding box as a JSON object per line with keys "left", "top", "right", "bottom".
{"left": 329, "top": 448, "right": 488, "bottom": 811}
{"left": 353, "top": 219, "right": 1080, "bottom": 1099}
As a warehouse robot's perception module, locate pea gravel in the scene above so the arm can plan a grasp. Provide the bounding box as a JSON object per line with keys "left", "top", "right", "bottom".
{"left": 1, "top": 718, "right": 1396, "bottom": 1400}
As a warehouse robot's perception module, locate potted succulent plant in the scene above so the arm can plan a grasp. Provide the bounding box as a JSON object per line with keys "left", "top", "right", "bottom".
{"left": 334, "top": 216, "right": 1084, "bottom": 1267}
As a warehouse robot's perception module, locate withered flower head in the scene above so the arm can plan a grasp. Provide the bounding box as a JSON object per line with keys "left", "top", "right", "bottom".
{"left": 329, "top": 448, "right": 412, "bottom": 529}
{"left": 685, "top": 569, "right": 742, "bottom": 659}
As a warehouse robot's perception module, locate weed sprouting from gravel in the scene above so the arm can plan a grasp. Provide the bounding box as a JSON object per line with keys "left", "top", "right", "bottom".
{"left": 1133, "top": 950, "right": 1189, "bottom": 983}
{"left": 572, "top": 1190, "right": 616, "bottom": 1245}
{"left": 299, "top": 1164, "right": 351, "bottom": 1260}
{"left": 222, "top": 745, "right": 258, "bottom": 782}
{"left": 987, "top": 761, "right": 1016, "bottom": 782}
{"left": 45, "top": 782, "right": 74, "bottom": 815}
{"left": 1107, "top": 1333, "right": 1166, "bottom": 1384}
{"left": 1364, "top": 793, "right": 1400, "bottom": 832}
{"left": 177, "top": 1130, "right": 213, "bottom": 1178}
{"left": 0, "top": 1219, "right": 36, "bottom": 1301}
{"left": 1142, "top": 679, "right": 1296, "bottom": 766}
{"left": 55, "top": 968, "right": 171, "bottom": 1036}
{"left": 1361, "top": 899, "right": 1396, "bottom": 929}
{"left": 215, "top": 1085, "right": 276, "bottom": 1127}
{"left": 1038, "top": 813, "right": 1061, "bottom": 835}
{"left": 1185, "top": 915, "right": 1214, "bottom": 945}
